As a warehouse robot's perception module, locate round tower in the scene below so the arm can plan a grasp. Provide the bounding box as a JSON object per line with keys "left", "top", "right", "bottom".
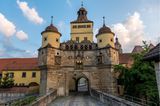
{"left": 41, "top": 16, "right": 61, "bottom": 48}
{"left": 115, "top": 37, "right": 123, "bottom": 53}
{"left": 96, "top": 17, "right": 115, "bottom": 48}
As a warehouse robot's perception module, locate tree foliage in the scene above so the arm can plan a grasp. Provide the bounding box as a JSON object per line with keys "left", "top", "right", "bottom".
{"left": 114, "top": 41, "right": 159, "bottom": 104}
{"left": 0, "top": 73, "right": 14, "bottom": 88}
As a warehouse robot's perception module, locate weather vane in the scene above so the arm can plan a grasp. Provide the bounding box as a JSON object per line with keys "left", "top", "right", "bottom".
{"left": 103, "top": 16, "right": 105, "bottom": 25}
{"left": 81, "top": 1, "right": 83, "bottom": 7}
{"left": 51, "top": 16, "right": 53, "bottom": 24}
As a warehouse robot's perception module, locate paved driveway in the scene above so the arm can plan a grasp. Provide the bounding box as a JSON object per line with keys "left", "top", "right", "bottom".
{"left": 49, "top": 93, "right": 106, "bottom": 106}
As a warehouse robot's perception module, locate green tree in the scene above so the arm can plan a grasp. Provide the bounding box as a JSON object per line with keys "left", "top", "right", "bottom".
{"left": 114, "top": 41, "right": 159, "bottom": 104}
{"left": 114, "top": 64, "right": 129, "bottom": 86}
{"left": 0, "top": 73, "right": 14, "bottom": 88}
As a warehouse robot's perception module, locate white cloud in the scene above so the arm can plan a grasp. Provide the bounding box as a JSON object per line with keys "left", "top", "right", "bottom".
{"left": 17, "top": 0, "right": 44, "bottom": 24}
{"left": 16, "top": 30, "right": 28, "bottom": 41}
{"left": 112, "top": 12, "right": 145, "bottom": 52}
{"left": 66, "top": 0, "right": 72, "bottom": 7}
{"left": 58, "top": 21, "right": 66, "bottom": 32}
{"left": 0, "top": 13, "right": 16, "bottom": 37}
{"left": 0, "top": 38, "right": 36, "bottom": 58}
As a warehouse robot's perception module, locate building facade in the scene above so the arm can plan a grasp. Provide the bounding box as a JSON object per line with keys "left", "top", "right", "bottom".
{"left": 0, "top": 58, "right": 40, "bottom": 86}
{"left": 38, "top": 6, "right": 120, "bottom": 96}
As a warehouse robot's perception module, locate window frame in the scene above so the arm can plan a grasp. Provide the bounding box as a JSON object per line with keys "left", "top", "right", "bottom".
{"left": 32, "top": 72, "right": 36, "bottom": 78}
{"left": 22, "top": 72, "right": 26, "bottom": 78}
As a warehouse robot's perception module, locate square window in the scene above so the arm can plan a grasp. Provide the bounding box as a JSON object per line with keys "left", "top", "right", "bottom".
{"left": 22, "top": 72, "right": 26, "bottom": 78}
{"left": 56, "top": 38, "right": 59, "bottom": 42}
{"left": 84, "top": 37, "right": 87, "bottom": 40}
{"left": 44, "top": 37, "right": 47, "bottom": 41}
{"left": 76, "top": 37, "right": 79, "bottom": 42}
{"left": 32, "top": 72, "right": 36, "bottom": 78}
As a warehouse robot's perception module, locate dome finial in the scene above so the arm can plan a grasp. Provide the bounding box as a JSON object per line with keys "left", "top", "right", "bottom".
{"left": 103, "top": 16, "right": 106, "bottom": 26}
{"left": 51, "top": 16, "right": 53, "bottom": 25}
{"left": 81, "top": 1, "right": 83, "bottom": 7}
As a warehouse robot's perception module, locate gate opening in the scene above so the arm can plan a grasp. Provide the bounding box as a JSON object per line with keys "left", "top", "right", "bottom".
{"left": 76, "top": 77, "right": 89, "bottom": 92}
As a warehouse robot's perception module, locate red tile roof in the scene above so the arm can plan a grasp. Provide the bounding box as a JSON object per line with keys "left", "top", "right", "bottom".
{"left": 119, "top": 53, "right": 133, "bottom": 67}
{"left": 132, "top": 44, "right": 155, "bottom": 53}
{"left": 0, "top": 58, "right": 39, "bottom": 72}
{"left": 132, "top": 45, "right": 144, "bottom": 53}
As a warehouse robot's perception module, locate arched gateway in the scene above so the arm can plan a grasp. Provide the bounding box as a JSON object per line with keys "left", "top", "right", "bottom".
{"left": 38, "top": 4, "right": 120, "bottom": 96}
{"left": 69, "top": 72, "right": 89, "bottom": 92}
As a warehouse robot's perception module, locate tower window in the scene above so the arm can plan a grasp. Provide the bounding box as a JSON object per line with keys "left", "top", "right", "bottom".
{"left": 70, "top": 45, "right": 73, "bottom": 50}
{"left": 44, "top": 37, "right": 47, "bottom": 41}
{"left": 85, "top": 45, "right": 88, "bottom": 50}
{"left": 76, "top": 37, "right": 79, "bottom": 42}
{"left": 84, "top": 37, "right": 87, "bottom": 40}
{"left": 56, "top": 38, "right": 59, "bottom": 42}
{"left": 111, "top": 38, "right": 113, "bottom": 42}
{"left": 99, "top": 39, "right": 102, "bottom": 43}
{"left": 73, "top": 25, "right": 77, "bottom": 28}
{"left": 80, "top": 45, "right": 83, "bottom": 50}
{"left": 87, "top": 25, "right": 91, "bottom": 28}
{"left": 89, "top": 45, "right": 92, "bottom": 50}
{"left": 66, "top": 45, "right": 69, "bottom": 50}
{"left": 74, "top": 45, "right": 78, "bottom": 50}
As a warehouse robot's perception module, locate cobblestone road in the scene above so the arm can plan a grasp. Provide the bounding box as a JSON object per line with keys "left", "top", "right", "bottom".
{"left": 49, "top": 93, "right": 106, "bottom": 106}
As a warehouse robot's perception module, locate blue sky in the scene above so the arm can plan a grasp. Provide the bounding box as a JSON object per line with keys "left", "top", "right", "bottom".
{"left": 0, "top": 0, "right": 159, "bottom": 57}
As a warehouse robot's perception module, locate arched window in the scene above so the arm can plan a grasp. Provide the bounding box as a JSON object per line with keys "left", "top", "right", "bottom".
{"left": 85, "top": 45, "right": 88, "bottom": 50}
{"left": 89, "top": 45, "right": 92, "bottom": 50}
{"left": 80, "top": 45, "right": 83, "bottom": 50}
{"left": 74, "top": 45, "right": 78, "bottom": 50}
{"left": 66, "top": 45, "right": 69, "bottom": 50}
{"left": 70, "top": 45, "right": 73, "bottom": 50}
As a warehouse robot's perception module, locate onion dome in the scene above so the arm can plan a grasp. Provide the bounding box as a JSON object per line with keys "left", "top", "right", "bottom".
{"left": 115, "top": 37, "right": 121, "bottom": 45}
{"left": 45, "top": 24, "right": 58, "bottom": 32}
{"left": 71, "top": 2, "right": 93, "bottom": 23}
{"left": 96, "top": 17, "right": 114, "bottom": 37}
{"left": 41, "top": 16, "right": 61, "bottom": 36}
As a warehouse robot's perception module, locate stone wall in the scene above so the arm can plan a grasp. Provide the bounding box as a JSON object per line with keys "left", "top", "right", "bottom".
{"left": 31, "top": 90, "right": 57, "bottom": 106}
{"left": 38, "top": 44, "right": 119, "bottom": 96}
{"left": 90, "top": 88, "right": 141, "bottom": 106}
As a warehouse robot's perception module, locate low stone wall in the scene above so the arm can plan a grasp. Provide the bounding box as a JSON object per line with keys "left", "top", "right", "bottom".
{"left": 90, "top": 88, "right": 141, "bottom": 106}
{"left": 0, "top": 86, "right": 39, "bottom": 105}
{"left": 0, "top": 86, "right": 39, "bottom": 94}
{"left": 31, "top": 90, "right": 57, "bottom": 106}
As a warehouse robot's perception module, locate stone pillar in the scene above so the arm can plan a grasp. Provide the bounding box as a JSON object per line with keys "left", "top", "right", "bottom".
{"left": 155, "top": 62, "right": 160, "bottom": 100}
{"left": 40, "top": 69, "right": 47, "bottom": 95}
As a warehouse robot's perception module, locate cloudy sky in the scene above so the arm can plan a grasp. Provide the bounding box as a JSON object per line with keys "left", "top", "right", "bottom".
{"left": 0, "top": 0, "right": 159, "bottom": 58}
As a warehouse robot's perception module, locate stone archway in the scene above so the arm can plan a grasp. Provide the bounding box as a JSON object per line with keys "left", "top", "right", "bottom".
{"left": 76, "top": 77, "right": 89, "bottom": 92}
{"left": 69, "top": 72, "right": 90, "bottom": 93}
